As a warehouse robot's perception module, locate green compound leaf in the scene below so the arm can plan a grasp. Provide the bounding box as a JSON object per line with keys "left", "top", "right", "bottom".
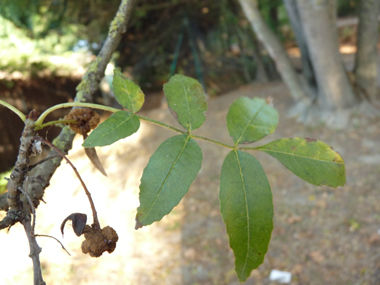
{"left": 256, "top": 138, "right": 346, "bottom": 187}
{"left": 227, "top": 97, "right": 278, "bottom": 145}
{"left": 113, "top": 69, "right": 145, "bottom": 113}
{"left": 220, "top": 150, "right": 273, "bottom": 282}
{"left": 135, "top": 135, "right": 202, "bottom": 229}
{"left": 83, "top": 111, "right": 140, "bottom": 147}
{"left": 163, "top": 74, "right": 207, "bottom": 131}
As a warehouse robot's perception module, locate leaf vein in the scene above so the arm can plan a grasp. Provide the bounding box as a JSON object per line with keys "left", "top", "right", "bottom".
{"left": 235, "top": 150, "right": 250, "bottom": 275}
{"left": 89, "top": 114, "right": 133, "bottom": 142}
{"left": 180, "top": 80, "right": 192, "bottom": 130}
{"left": 236, "top": 103, "right": 266, "bottom": 145}
{"left": 263, "top": 149, "right": 343, "bottom": 164}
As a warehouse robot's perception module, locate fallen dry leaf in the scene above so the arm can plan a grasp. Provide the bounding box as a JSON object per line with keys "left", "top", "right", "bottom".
{"left": 291, "top": 264, "right": 303, "bottom": 275}
{"left": 368, "top": 233, "right": 380, "bottom": 246}
{"left": 286, "top": 215, "right": 302, "bottom": 224}
{"left": 309, "top": 251, "right": 325, "bottom": 263}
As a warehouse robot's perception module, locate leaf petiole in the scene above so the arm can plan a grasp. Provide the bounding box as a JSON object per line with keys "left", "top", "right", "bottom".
{"left": 138, "top": 115, "right": 186, "bottom": 134}
{"left": 190, "top": 134, "right": 234, "bottom": 149}
{"left": 34, "top": 102, "right": 120, "bottom": 127}
{"left": 138, "top": 116, "right": 235, "bottom": 149}
{"left": 34, "top": 119, "right": 77, "bottom": 131}
{"left": 34, "top": 101, "right": 236, "bottom": 150}
{"left": 0, "top": 99, "right": 26, "bottom": 122}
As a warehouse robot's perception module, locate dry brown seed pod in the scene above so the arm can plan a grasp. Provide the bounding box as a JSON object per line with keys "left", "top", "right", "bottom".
{"left": 64, "top": 108, "right": 100, "bottom": 134}
{"left": 81, "top": 225, "right": 118, "bottom": 257}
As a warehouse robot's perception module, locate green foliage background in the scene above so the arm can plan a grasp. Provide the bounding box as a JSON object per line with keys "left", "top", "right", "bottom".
{"left": 0, "top": 0, "right": 360, "bottom": 86}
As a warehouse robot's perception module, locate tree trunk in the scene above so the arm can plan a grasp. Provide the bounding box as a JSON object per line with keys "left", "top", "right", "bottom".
{"left": 237, "top": 0, "right": 307, "bottom": 101}
{"left": 251, "top": 37, "right": 270, "bottom": 82}
{"left": 283, "top": 0, "right": 317, "bottom": 99}
{"left": 354, "top": 0, "right": 380, "bottom": 101}
{"left": 296, "top": 0, "right": 358, "bottom": 109}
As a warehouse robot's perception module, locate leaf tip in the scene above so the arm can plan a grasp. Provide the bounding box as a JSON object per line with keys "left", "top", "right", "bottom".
{"left": 82, "top": 141, "right": 92, "bottom": 148}
{"left": 84, "top": 147, "right": 108, "bottom": 176}
{"left": 135, "top": 219, "right": 143, "bottom": 230}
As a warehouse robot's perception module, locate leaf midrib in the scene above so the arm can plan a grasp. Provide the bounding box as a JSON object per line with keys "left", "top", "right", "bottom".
{"left": 236, "top": 103, "right": 265, "bottom": 145}
{"left": 121, "top": 80, "right": 134, "bottom": 112}
{"left": 180, "top": 80, "right": 192, "bottom": 130}
{"left": 259, "top": 149, "right": 344, "bottom": 164}
{"left": 235, "top": 150, "right": 250, "bottom": 276}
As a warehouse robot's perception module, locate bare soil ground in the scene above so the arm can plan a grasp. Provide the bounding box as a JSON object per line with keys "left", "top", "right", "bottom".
{"left": 1, "top": 81, "right": 380, "bottom": 284}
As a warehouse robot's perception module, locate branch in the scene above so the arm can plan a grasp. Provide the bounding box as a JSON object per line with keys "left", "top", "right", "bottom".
{"left": 138, "top": 0, "right": 191, "bottom": 11}
{"left": 0, "top": 0, "right": 136, "bottom": 214}
{"left": 0, "top": 0, "right": 136, "bottom": 283}
{"left": 18, "top": 186, "right": 36, "bottom": 236}
{"left": 0, "top": 113, "right": 37, "bottom": 230}
{"left": 21, "top": 216, "right": 46, "bottom": 285}
{"left": 35, "top": 137, "right": 100, "bottom": 229}
{"left": 34, "top": 234, "right": 71, "bottom": 256}
{"left": 76, "top": 0, "right": 136, "bottom": 103}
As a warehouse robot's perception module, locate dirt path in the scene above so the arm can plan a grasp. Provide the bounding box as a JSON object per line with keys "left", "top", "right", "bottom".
{"left": 1, "top": 81, "right": 379, "bottom": 284}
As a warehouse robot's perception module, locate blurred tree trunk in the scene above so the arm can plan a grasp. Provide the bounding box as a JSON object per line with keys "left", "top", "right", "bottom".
{"left": 283, "top": 0, "right": 317, "bottom": 99}
{"left": 354, "top": 0, "right": 380, "bottom": 101}
{"left": 296, "top": 0, "right": 358, "bottom": 109}
{"left": 251, "top": 37, "right": 270, "bottom": 82}
{"left": 237, "top": 0, "right": 307, "bottom": 101}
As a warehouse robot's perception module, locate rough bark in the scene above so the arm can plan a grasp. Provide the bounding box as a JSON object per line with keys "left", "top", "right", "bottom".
{"left": 237, "top": 0, "right": 307, "bottom": 101}
{"left": 22, "top": 216, "right": 46, "bottom": 285}
{"left": 0, "top": 112, "right": 37, "bottom": 230}
{"left": 354, "top": 0, "right": 380, "bottom": 101}
{"left": 296, "top": 0, "right": 358, "bottom": 109}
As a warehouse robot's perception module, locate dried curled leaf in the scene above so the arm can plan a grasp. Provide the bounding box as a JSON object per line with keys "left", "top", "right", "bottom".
{"left": 82, "top": 132, "right": 107, "bottom": 176}
{"left": 81, "top": 225, "right": 119, "bottom": 257}
{"left": 64, "top": 108, "right": 100, "bottom": 134}
{"left": 61, "top": 213, "right": 87, "bottom": 237}
{"left": 84, "top": 146, "right": 107, "bottom": 176}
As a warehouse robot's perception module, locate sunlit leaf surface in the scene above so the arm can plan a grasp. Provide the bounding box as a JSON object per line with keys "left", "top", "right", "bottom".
{"left": 227, "top": 97, "right": 278, "bottom": 145}
{"left": 256, "top": 138, "right": 345, "bottom": 187}
{"left": 113, "top": 69, "right": 145, "bottom": 113}
{"left": 163, "top": 74, "right": 207, "bottom": 131}
{"left": 135, "top": 135, "right": 202, "bottom": 228}
{"left": 83, "top": 111, "right": 140, "bottom": 147}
